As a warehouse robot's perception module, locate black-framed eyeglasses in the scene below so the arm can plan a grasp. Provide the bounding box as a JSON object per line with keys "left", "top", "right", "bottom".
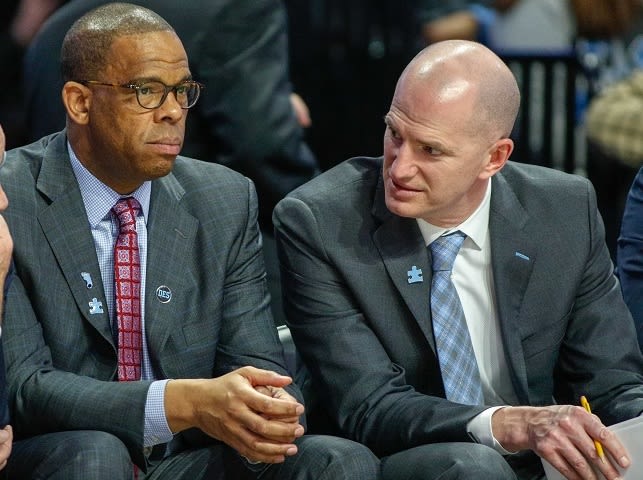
{"left": 81, "top": 79, "right": 204, "bottom": 109}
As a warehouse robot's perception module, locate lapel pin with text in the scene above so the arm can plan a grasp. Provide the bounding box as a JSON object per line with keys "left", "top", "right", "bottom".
{"left": 156, "top": 285, "right": 172, "bottom": 303}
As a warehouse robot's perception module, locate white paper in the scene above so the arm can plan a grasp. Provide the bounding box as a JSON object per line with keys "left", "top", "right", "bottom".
{"left": 542, "top": 416, "right": 643, "bottom": 479}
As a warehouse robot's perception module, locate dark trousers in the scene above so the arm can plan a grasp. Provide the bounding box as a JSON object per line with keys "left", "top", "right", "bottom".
{"left": 6, "top": 431, "right": 380, "bottom": 480}
{"left": 380, "top": 442, "right": 545, "bottom": 480}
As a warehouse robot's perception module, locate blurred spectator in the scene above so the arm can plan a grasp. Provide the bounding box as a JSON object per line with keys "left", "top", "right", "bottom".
{"left": 420, "top": 1, "right": 576, "bottom": 53}
{"left": 585, "top": 68, "right": 643, "bottom": 259}
{"left": 586, "top": 70, "right": 643, "bottom": 170}
{"left": 23, "top": 0, "right": 319, "bottom": 325}
{"left": 0, "top": 0, "right": 65, "bottom": 149}
{"left": 419, "top": 1, "right": 494, "bottom": 44}
{"left": 285, "top": 0, "right": 425, "bottom": 169}
{"left": 487, "top": 0, "right": 576, "bottom": 53}
{"left": 617, "top": 165, "right": 643, "bottom": 349}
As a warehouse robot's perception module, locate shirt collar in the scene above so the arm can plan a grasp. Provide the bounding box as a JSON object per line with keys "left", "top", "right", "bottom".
{"left": 68, "top": 142, "right": 151, "bottom": 227}
{"left": 417, "top": 179, "right": 491, "bottom": 249}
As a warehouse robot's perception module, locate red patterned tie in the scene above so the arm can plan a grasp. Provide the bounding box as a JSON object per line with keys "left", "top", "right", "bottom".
{"left": 112, "top": 197, "right": 142, "bottom": 382}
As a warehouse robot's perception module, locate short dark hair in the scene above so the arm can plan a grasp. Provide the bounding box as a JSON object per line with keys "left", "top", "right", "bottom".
{"left": 61, "top": 2, "right": 175, "bottom": 82}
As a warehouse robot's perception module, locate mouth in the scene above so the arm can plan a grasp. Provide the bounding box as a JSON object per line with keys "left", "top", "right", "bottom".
{"left": 148, "top": 138, "right": 182, "bottom": 155}
{"left": 389, "top": 178, "right": 421, "bottom": 193}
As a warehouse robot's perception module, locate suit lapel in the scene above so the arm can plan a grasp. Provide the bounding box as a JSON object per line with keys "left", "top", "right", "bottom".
{"left": 143, "top": 173, "right": 198, "bottom": 369}
{"left": 489, "top": 172, "right": 539, "bottom": 404}
{"left": 371, "top": 176, "right": 436, "bottom": 350}
{"left": 370, "top": 167, "right": 541, "bottom": 403}
{"left": 36, "top": 132, "right": 113, "bottom": 346}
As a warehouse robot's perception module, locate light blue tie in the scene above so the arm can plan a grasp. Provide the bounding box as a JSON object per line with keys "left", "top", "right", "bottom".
{"left": 430, "top": 231, "right": 484, "bottom": 405}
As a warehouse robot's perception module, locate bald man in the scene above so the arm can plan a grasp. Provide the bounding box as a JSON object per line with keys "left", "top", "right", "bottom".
{"left": 274, "top": 40, "right": 643, "bottom": 480}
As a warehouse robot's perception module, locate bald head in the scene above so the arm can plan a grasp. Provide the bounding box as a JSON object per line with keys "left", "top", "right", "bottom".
{"left": 396, "top": 40, "right": 520, "bottom": 140}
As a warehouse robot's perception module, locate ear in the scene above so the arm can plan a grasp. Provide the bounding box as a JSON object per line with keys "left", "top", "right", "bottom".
{"left": 482, "top": 137, "right": 513, "bottom": 178}
{"left": 62, "top": 81, "right": 92, "bottom": 125}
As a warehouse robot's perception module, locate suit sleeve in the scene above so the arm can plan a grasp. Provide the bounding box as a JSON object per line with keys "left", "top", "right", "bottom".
{"left": 274, "top": 195, "right": 486, "bottom": 457}
{"left": 3, "top": 272, "right": 151, "bottom": 466}
{"left": 616, "top": 167, "right": 643, "bottom": 349}
{"left": 544, "top": 177, "right": 643, "bottom": 424}
{"left": 213, "top": 178, "right": 303, "bottom": 405}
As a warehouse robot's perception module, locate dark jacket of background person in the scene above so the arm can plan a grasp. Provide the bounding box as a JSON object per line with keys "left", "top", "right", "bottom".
{"left": 284, "top": 0, "right": 425, "bottom": 170}
{"left": 617, "top": 166, "right": 643, "bottom": 350}
{"left": 24, "top": 0, "right": 318, "bottom": 230}
{"left": 0, "top": 0, "right": 68, "bottom": 149}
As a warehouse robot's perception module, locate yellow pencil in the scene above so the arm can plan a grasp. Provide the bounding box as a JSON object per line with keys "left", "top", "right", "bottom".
{"left": 580, "top": 395, "right": 606, "bottom": 464}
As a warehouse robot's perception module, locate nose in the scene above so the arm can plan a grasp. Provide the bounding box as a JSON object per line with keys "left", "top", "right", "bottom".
{"left": 155, "top": 90, "right": 185, "bottom": 123}
{"left": 388, "top": 141, "right": 416, "bottom": 179}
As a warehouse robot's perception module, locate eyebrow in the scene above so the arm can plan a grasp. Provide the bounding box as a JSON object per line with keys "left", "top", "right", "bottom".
{"left": 384, "top": 115, "right": 453, "bottom": 155}
{"left": 128, "top": 74, "right": 194, "bottom": 84}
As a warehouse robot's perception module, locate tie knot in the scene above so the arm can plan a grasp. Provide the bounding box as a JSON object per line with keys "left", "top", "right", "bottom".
{"left": 430, "top": 231, "right": 466, "bottom": 272}
{"left": 112, "top": 197, "right": 141, "bottom": 233}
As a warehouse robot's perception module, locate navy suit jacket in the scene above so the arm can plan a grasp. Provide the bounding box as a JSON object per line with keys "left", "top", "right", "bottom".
{"left": 274, "top": 156, "right": 643, "bottom": 457}
{"left": 1, "top": 131, "right": 297, "bottom": 468}
{"left": 617, "top": 166, "right": 643, "bottom": 349}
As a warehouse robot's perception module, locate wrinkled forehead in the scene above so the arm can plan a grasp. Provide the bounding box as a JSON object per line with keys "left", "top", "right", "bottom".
{"left": 103, "top": 31, "right": 190, "bottom": 79}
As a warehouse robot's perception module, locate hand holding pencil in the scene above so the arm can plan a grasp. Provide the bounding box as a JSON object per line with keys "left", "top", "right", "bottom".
{"left": 492, "top": 402, "right": 631, "bottom": 479}
{"left": 580, "top": 395, "right": 606, "bottom": 465}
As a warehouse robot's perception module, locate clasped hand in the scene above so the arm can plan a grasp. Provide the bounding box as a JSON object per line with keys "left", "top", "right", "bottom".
{"left": 493, "top": 405, "right": 630, "bottom": 480}
{"left": 166, "top": 366, "right": 305, "bottom": 464}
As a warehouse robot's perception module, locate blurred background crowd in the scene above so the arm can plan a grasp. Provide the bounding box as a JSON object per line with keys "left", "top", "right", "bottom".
{"left": 2, "top": 0, "right": 643, "bottom": 313}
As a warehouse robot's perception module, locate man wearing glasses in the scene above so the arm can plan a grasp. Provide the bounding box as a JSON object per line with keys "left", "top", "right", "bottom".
{"left": 0, "top": 3, "right": 378, "bottom": 479}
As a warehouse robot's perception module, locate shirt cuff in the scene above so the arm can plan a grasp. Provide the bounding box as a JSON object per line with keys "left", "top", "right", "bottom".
{"left": 144, "top": 379, "right": 174, "bottom": 447}
{"left": 466, "top": 406, "right": 516, "bottom": 455}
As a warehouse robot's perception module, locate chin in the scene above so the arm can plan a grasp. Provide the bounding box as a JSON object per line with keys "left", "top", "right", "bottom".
{"left": 149, "top": 160, "right": 175, "bottom": 179}
{"left": 384, "top": 197, "right": 421, "bottom": 219}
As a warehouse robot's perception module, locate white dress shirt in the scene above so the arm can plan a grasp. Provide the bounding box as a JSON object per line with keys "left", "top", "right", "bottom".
{"left": 417, "top": 179, "right": 518, "bottom": 454}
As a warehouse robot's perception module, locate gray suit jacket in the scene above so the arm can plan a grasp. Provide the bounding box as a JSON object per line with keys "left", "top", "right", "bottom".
{"left": 274, "top": 156, "right": 643, "bottom": 457}
{"left": 1, "top": 131, "right": 296, "bottom": 468}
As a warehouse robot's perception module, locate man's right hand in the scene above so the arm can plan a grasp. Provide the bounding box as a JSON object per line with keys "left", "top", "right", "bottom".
{"left": 165, "top": 367, "right": 305, "bottom": 463}
{"left": 492, "top": 405, "right": 630, "bottom": 480}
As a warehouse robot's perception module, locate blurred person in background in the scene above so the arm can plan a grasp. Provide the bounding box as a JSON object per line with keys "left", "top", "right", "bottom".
{"left": 0, "top": 0, "right": 66, "bottom": 149}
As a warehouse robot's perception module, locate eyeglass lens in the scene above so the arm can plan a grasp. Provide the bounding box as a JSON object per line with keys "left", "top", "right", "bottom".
{"left": 136, "top": 81, "right": 200, "bottom": 109}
